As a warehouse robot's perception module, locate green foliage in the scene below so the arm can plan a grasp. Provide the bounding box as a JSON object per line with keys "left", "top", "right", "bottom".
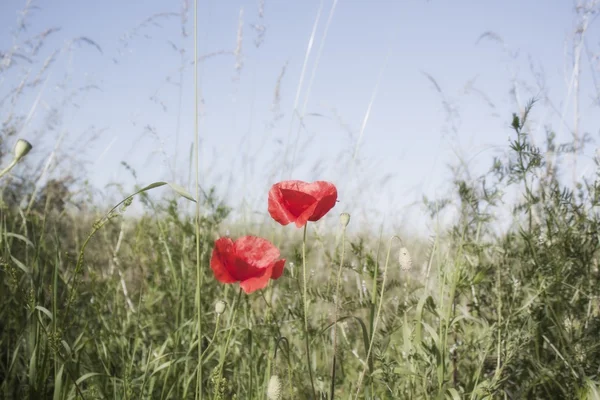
{"left": 1, "top": 104, "right": 599, "bottom": 399}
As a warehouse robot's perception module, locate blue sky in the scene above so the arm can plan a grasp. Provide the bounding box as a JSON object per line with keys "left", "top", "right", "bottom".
{"left": 1, "top": 0, "right": 599, "bottom": 233}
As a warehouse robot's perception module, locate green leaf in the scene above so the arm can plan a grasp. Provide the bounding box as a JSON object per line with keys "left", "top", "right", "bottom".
{"left": 61, "top": 340, "right": 72, "bottom": 358}
{"left": 53, "top": 364, "right": 65, "bottom": 400}
{"left": 106, "top": 181, "right": 195, "bottom": 219}
{"left": 152, "top": 360, "right": 174, "bottom": 376}
{"left": 35, "top": 306, "right": 53, "bottom": 321}
{"left": 167, "top": 182, "right": 196, "bottom": 202}
{"left": 4, "top": 232, "right": 34, "bottom": 247}
{"left": 414, "top": 295, "right": 430, "bottom": 346}
{"left": 139, "top": 181, "right": 168, "bottom": 191}
{"left": 10, "top": 255, "right": 30, "bottom": 274}
{"left": 76, "top": 372, "right": 103, "bottom": 386}
{"left": 9, "top": 340, "right": 22, "bottom": 376}
{"left": 135, "top": 181, "right": 195, "bottom": 202}
{"left": 28, "top": 345, "right": 37, "bottom": 388}
{"left": 446, "top": 388, "right": 462, "bottom": 400}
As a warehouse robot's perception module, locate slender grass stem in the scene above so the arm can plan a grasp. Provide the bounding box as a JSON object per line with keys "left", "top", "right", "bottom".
{"left": 216, "top": 288, "right": 243, "bottom": 386}
{"left": 301, "top": 224, "right": 316, "bottom": 398}
{"left": 193, "top": 0, "right": 203, "bottom": 397}
{"left": 330, "top": 219, "right": 347, "bottom": 400}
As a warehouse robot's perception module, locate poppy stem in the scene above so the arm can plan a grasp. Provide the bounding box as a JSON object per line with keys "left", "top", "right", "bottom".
{"left": 216, "top": 288, "right": 243, "bottom": 388}
{"left": 224, "top": 288, "right": 243, "bottom": 352}
{"left": 301, "top": 224, "right": 317, "bottom": 399}
{"left": 200, "top": 313, "right": 221, "bottom": 360}
{"left": 0, "top": 158, "right": 18, "bottom": 180}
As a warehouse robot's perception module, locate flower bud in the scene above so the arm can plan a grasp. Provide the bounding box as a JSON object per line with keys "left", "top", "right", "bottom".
{"left": 339, "top": 212, "right": 350, "bottom": 228}
{"left": 14, "top": 139, "right": 32, "bottom": 162}
{"left": 398, "top": 247, "right": 413, "bottom": 271}
{"left": 214, "top": 300, "right": 226, "bottom": 315}
{"left": 266, "top": 375, "right": 282, "bottom": 400}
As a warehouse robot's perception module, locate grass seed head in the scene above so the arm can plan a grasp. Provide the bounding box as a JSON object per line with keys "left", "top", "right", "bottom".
{"left": 267, "top": 374, "right": 282, "bottom": 400}
{"left": 399, "top": 247, "right": 413, "bottom": 271}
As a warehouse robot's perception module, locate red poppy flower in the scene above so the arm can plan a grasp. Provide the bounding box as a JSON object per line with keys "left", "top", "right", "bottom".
{"left": 268, "top": 180, "right": 338, "bottom": 228}
{"left": 210, "top": 236, "right": 286, "bottom": 294}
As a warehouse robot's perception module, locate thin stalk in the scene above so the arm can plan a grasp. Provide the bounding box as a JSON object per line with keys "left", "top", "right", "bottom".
{"left": 200, "top": 314, "right": 221, "bottom": 360}
{"left": 369, "top": 233, "right": 382, "bottom": 339}
{"left": 216, "top": 288, "right": 243, "bottom": 383}
{"left": 0, "top": 159, "right": 18, "bottom": 180}
{"left": 329, "top": 223, "right": 347, "bottom": 400}
{"left": 52, "top": 247, "right": 59, "bottom": 392}
{"left": 495, "top": 263, "right": 502, "bottom": 378}
{"left": 301, "top": 224, "right": 316, "bottom": 398}
{"left": 194, "top": 0, "right": 203, "bottom": 398}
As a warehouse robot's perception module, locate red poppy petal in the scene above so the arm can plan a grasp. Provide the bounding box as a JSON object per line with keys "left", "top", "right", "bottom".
{"left": 308, "top": 182, "right": 337, "bottom": 221}
{"left": 279, "top": 188, "right": 317, "bottom": 217}
{"left": 268, "top": 181, "right": 318, "bottom": 226}
{"left": 268, "top": 183, "right": 295, "bottom": 226}
{"left": 295, "top": 202, "right": 319, "bottom": 228}
{"left": 234, "top": 236, "right": 280, "bottom": 269}
{"left": 274, "top": 180, "right": 308, "bottom": 192}
{"left": 239, "top": 267, "right": 272, "bottom": 294}
{"left": 210, "top": 238, "right": 237, "bottom": 283}
{"left": 300, "top": 181, "right": 336, "bottom": 200}
{"left": 270, "top": 259, "right": 286, "bottom": 280}
{"left": 268, "top": 181, "right": 337, "bottom": 226}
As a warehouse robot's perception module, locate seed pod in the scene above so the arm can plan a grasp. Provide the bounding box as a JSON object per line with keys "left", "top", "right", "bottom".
{"left": 14, "top": 139, "right": 32, "bottom": 162}
{"left": 339, "top": 212, "right": 350, "bottom": 228}
{"left": 214, "top": 300, "right": 226, "bottom": 315}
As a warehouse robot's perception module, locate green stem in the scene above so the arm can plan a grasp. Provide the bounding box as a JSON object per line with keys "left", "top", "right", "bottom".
{"left": 215, "top": 288, "right": 243, "bottom": 396}
{"left": 0, "top": 159, "right": 17, "bottom": 180}
{"left": 200, "top": 314, "right": 221, "bottom": 360}
{"left": 495, "top": 264, "right": 502, "bottom": 377}
{"left": 302, "top": 224, "right": 316, "bottom": 399}
{"left": 222, "top": 289, "right": 242, "bottom": 360}
{"left": 193, "top": 0, "right": 203, "bottom": 397}
{"left": 330, "top": 225, "right": 347, "bottom": 400}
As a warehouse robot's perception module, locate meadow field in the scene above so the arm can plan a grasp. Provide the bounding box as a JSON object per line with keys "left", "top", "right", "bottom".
{"left": 2, "top": 1, "right": 600, "bottom": 399}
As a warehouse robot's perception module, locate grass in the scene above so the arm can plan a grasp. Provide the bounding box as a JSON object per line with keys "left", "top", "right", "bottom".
{"left": 1, "top": 102, "right": 600, "bottom": 399}
{"left": 1, "top": 1, "right": 600, "bottom": 399}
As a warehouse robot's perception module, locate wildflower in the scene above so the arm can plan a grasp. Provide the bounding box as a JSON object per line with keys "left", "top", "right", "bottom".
{"left": 210, "top": 236, "right": 285, "bottom": 294}
{"left": 268, "top": 180, "right": 337, "bottom": 227}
